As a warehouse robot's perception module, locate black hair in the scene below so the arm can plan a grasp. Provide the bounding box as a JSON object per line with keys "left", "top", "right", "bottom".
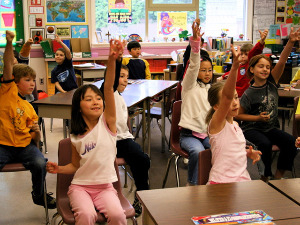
{"left": 70, "top": 84, "right": 104, "bottom": 135}
{"left": 127, "top": 41, "right": 141, "bottom": 51}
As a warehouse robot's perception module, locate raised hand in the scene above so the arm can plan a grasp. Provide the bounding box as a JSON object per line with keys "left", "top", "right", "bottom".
{"left": 55, "top": 34, "right": 62, "bottom": 43}
{"left": 6, "top": 30, "right": 15, "bottom": 42}
{"left": 231, "top": 44, "right": 241, "bottom": 65}
{"left": 289, "top": 27, "right": 300, "bottom": 42}
{"left": 109, "top": 39, "right": 123, "bottom": 60}
{"left": 192, "top": 19, "right": 203, "bottom": 41}
{"left": 26, "top": 38, "right": 34, "bottom": 45}
{"left": 259, "top": 29, "right": 269, "bottom": 42}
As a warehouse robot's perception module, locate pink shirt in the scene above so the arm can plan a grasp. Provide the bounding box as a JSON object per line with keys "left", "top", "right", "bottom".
{"left": 208, "top": 121, "right": 251, "bottom": 184}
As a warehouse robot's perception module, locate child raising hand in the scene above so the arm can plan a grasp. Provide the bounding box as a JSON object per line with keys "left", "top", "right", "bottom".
{"left": 206, "top": 45, "right": 261, "bottom": 184}
{"left": 47, "top": 40, "right": 126, "bottom": 225}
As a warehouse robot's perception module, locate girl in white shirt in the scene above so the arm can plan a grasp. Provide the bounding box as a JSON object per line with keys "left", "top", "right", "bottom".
{"left": 46, "top": 40, "right": 126, "bottom": 225}
{"left": 206, "top": 45, "right": 261, "bottom": 184}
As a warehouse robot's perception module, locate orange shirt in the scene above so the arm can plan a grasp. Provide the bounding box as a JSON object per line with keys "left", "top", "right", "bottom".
{"left": 0, "top": 81, "right": 38, "bottom": 147}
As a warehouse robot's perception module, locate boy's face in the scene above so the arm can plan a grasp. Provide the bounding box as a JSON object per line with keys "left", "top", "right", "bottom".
{"left": 240, "top": 51, "right": 249, "bottom": 65}
{"left": 16, "top": 76, "right": 35, "bottom": 96}
{"left": 117, "top": 68, "right": 129, "bottom": 93}
{"left": 129, "top": 47, "right": 141, "bottom": 58}
{"left": 55, "top": 50, "right": 66, "bottom": 65}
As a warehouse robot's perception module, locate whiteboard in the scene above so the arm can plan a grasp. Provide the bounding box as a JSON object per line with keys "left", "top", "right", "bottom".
{"left": 252, "top": 0, "right": 276, "bottom": 43}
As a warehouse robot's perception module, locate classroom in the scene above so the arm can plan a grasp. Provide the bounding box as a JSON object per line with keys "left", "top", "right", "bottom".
{"left": 0, "top": 0, "right": 300, "bottom": 225}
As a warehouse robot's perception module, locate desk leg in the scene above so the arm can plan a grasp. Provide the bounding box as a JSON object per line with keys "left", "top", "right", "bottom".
{"left": 147, "top": 98, "right": 151, "bottom": 157}
{"left": 161, "top": 92, "right": 166, "bottom": 153}
{"left": 142, "top": 100, "right": 146, "bottom": 153}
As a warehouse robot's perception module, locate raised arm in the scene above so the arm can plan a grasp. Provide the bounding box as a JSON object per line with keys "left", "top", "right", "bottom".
{"left": 3, "top": 31, "right": 15, "bottom": 81}
{"left": 248, "top": 29, "right": 268, "bottom": 60}
{"left": 209, "top": 45, "right": 241, "bottom": 134}
{"left": 182, "top": 19, "right": 204, "bottom": 90}
{"left": 55, "top": 34, "right": 72, "bottom": 60}
{"left": 19, "top": 38, "right": 33, "bottom": 58}
{"left": 272, "top": 27, "right": 300, "bottom": 83}
{"left": 104, "top": 39, "right": 123, "bottom": 133}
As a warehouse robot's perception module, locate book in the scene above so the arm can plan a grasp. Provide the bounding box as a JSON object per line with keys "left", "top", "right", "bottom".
{"left": 191, "top": 210, "right": 274, "bottom": 224}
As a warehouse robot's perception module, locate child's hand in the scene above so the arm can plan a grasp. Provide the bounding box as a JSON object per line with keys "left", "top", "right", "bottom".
{"left": 259, "top": 111, "right": 270, "bottom": 122}
{"left": 109, "top": 39, "right": 123, "bottom": 60}
{"left": 231, "top": 45, "right": 241, "bottom": 65}
{"left": 247, "top": 146, "right": 262, "bottom": 165}
{"left": 191, "top": 19, "right": 203, "bottom": 41}
{"left": 55, "top": 34, "right": 61, "bottom": 43}
{"left": 295, "top": 137, "right": 300, "bottom": 148}
{"left": 28, "top": 120, "right": 40, "bottom": 133}
{"left": 6, "top": 30, "right": 15, "bottom": 42}
{"left": 289, "top": 27, "right": 300, "bottom": 43}
{"left": 46, "top": 162, "right": 59, "bottom": 174}
{"left": 26, "top": 38, "right": 34, "bottom": 45}
{"left": 259, "top": 29, "right": 269, "bottom": 42}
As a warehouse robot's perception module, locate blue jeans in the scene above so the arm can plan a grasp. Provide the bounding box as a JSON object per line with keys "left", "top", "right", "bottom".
{"left": 0, "top": 142, "right": 47, "bottom": 197}
{"left": 180, "top": 130, "right": 210, "bottom": 185}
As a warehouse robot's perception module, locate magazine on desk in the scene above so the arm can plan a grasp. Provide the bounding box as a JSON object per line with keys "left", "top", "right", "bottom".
{"left": 191, "top": 210, "right": 274, "bottom": 224}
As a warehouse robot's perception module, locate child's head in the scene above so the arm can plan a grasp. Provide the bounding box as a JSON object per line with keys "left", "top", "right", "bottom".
{"left": 246, "top": 54, "right": 271, "bottom": 81}
{"left": 205, "top": 81, "right": 239, "bottom": 124}
{"left": 13, "top": 64, "right": 36, "bottom": 96}
{"left": 71, "top": 84, "right": 104, "bottom": 135}
{"left": 240, "top": 43, "right": 253, "bottom": 65}
{"left": 55, "top": 48, "right": 66, "bottom": 65}
{"left": 127, "top": 41, "right": 141, "bottom": 58}
{"left": 198, "top": 56, "right": 213, "bottom": 84}
{"left": 117, "top": 65, "right": 129, "bottom": 93}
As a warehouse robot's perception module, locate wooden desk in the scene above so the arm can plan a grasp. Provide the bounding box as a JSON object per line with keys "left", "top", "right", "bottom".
{"left": 137, "top": 180, "right": 300, "bottom": 225}
{"left": 272, "top": 218, "right": 300, "bottom": 225}
{"left": 269, "top": 178, "right": 300, "bottom": 206}
{"left": 74, "top": 64, "right": 106, "bottom": 86}
{"left": 278, "top": 88, "right": 300, "bottom": 98}
{"left": 34, "top": 79, "right": 178, "bottom": 155}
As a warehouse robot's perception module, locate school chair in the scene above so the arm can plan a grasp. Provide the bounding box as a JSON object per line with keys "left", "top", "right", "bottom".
{"left": 0, "top": 163, "right": 50, "bottom": 224}
{"left": 175, "top": 80, "right": 182, "bottom": 101}
{"left": 116, "top": 157, "right": 134, "bottom": 193}
{"left": 53, "top": 138, "right": 137, "bottom": 225}
{"left": 162, "top": 100, "right": 189, "bottom": 188}
{"left": 197, "top": 149, "right": 212, "bottom": 185}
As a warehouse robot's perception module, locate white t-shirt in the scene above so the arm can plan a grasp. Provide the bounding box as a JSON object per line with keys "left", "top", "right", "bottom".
{"left": 70, "top": 114, "right": 118, "bottom": 185}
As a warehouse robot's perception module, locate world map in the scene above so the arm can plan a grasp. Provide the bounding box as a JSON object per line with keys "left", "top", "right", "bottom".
{"left": 46, "top": 0, "right": 85, "bottom": 23}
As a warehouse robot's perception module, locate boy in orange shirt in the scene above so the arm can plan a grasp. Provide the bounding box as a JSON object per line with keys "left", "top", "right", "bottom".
{"left": 0, "top": 31, "right": 56, "bottom": 209}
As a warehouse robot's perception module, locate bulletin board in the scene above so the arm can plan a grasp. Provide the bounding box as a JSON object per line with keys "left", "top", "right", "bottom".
{"left": 275, "top": 0, "right": 300, "bottom": 25}
{"left": 252, "top": 0, "right": 276, "bottom": 43}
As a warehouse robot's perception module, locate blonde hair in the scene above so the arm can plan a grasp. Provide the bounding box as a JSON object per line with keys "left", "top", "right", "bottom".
{"left": 13, "top": 64, "right": 36, "bottom": 83}
{"left": 205, "top": 81, "right": 225, "bottom": 124}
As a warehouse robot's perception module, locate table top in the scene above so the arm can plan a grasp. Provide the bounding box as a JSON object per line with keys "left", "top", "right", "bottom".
{"left": 34, "top": 79, "right": 178, "bottom": 109}
{"left": 137, "top": 180, "right": 300, "bottom": 225}
{"left": 268, "top": 178, "right": 300, "bottom": 205}
{"left": 74, "top": 64, "right": 106, "bottom": 71}
{"left": 272, "top": 218, "right": 300, "bottom": 225}
{"left": 278, "top": 88, "right": 300, "bottom": 98}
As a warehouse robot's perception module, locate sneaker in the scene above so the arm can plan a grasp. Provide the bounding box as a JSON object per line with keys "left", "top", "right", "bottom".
{"left": 32, "top": 192, "right": 56, "bottom": 209}
{"left": 132, "top": 197, "right": 142, "bottom": 218}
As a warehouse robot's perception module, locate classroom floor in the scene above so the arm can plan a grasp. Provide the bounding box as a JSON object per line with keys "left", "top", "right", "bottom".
{"left": 0, "top": 114, "right": 299, "bottom": 225}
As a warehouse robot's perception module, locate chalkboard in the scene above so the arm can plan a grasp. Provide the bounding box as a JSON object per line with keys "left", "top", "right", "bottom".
{"left": 252, "top": 0, "right": 276, "bottom": 43}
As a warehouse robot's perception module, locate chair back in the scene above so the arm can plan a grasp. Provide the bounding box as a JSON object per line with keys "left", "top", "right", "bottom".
{"left": 175, "top": 80, "right": 182, "bottom": 101}
{"left": 293, "top": 96, "right": 300, "bottom": 138}
{"left": 198, "top": 149, "right": 212, "bottom": 185}
{"left": 170, "top": 100, "right": 188, "bottom": 158}
{"left": 165, "top": 87, "right": 177, "bottom": 118}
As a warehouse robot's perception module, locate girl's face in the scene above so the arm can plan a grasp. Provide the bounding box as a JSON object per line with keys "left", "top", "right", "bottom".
{"left": 198, "top": 61, "right": 213, "bottom": 83}
{"left": 117, "top": 68, "right": 129, "bottom": 93}
{"left": 16, "top": 76, "right": 36, "bottom": 96}
{"left": 250, "top": 58, "right": 271, "bottom": 81}
{"left": 55, "top": 50, "right": 66, "bottom": 65}
{"left": 80, "top": 88, "right": 104, "bottom": 120}
{"left": 228, "top": 90, "right": 240, "bottom": 118}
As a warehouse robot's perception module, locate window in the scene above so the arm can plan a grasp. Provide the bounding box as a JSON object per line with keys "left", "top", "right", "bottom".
{"left": 94, "top": 0, "right": 250, "bottom": 43}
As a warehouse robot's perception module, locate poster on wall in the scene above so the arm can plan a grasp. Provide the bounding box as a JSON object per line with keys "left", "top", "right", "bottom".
{"left": 276, "top": 0, "right": 300, "bottom": 24}
{"left": 157, "top": 12, "right": 187, "bottom": 37}
{"left": 46, "top": 0, "right": 86, "bottom": 23}
{"left": 0, "top": 0, "right": 15, "bottom": 45}
{"left": 108, "top": 0, "right": 132, "bottom": 23}
{"left": 71, "top": 25, "right": 88, "bottom": 38}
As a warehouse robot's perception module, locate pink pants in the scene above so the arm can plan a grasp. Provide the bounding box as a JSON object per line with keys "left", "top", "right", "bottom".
{"left": 68, "top": 183, "right": 126, "bottom": 225}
